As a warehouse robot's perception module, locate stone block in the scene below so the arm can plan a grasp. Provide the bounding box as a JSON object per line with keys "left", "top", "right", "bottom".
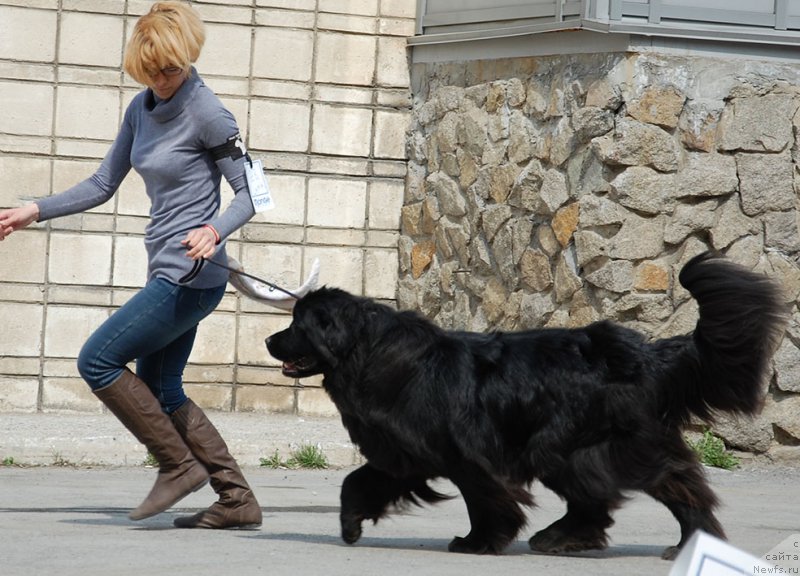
{"left": 0, "top": 156, "right": 50, "bottom": 207}
{"left": 610, "top": 166, "right": 676, "bottom": 215}
{"left": 319, "top": 0, "right": 378, "bottom": 16}
{"left": 58, "top": 12, "right": 123, "bottom": 68}
{"left": 0, "top": 377, "right": 39, "bottom": 412}
{"left": 304, "top": 246, "right": 364, "bottom": 294}
{"left": 43, "top": 306, "right": 109, "bottom": 358}
{"left": 41, "top": 377, "right": 102, "bottom": 413}
{"left": 254, "top": 173, "right": 306, "bottom": 226}
{"left": 315, "top": 32, "right": 376, "bottom": 86}
{"left": 237, "top": 312, "right": 293, "bottom": 366}
{"left": 609, "top": 213, "right": 665, "bottom": 260}
{"left": 0, "top": 6, "right": 57, "bottom": 62}
{"left": 0, "top": 357, "right": 40, "bottom": 377}
{"left": 736, "top": 152, "right": 795, "bottom": 216}
{"left": 318, "top": 13, "right": 376, "bottom": 34}
{"left": 309, "top": 156, "right": 369, "bottom": 175}
{"left": 314, "top": 85, "right": 373, "bottom": 105}
{"left": 254, "top": 8, "right": 315, "bottom": 29}
{"left": 379, "top": 17, "right": 417, "bottom": 37}
{"left": 0, "top": 80, "right": 54, "bottom": 136}
{"left": 48, "top": 233, "right": 113, "bottom": 285}
{"left": 591, "top": 118, "right": 679, "bottom": 172}
{"left": 54, "top": 139, "right": 109, "bottom": 160}
{"left": 63, "top": 0, "right": 126, "bottom": 13}
{"left": 250, "top": 99, "right": 310, "bottom": 152}
{"left": 197, "top": 23, "right": 253, "bottom": 78}
{"left": 307, "top": 178, "right": 367, "bottom": 228}
{"left": 48, "top": 285, "right": 111, "bottom": 307}
{"left": 305, "top": 228, "right": 365, "bottom": 246}
{"left": 55, "top": 85, "right": 120, "bottom": 140}
{"left": 240, "top": 242, "right": 305, "bottom": 290}
{"left": 311, "top": 104, "right": 373, "bottom": 156}
{"left": 1, "top": 303, "right": 43, "bottom": 356}
{"left": 719, "top": 93, "right": 798, "bottom": 153}
{"left": 182, "top": 383, "right": 233, "bottom": 412}
{"left": 112, "top": 236, "right": 147, "bottom": 288}
{"left": 190, "top": 311, "right": 237, "bottom": 365}
{"left": 626, "top": 85, "right": 686, "bottom": 129}
{"left": 255, "top": 0, "right": 317, "bottom": 9}
{"left": 365, "top": 248, "right": 398, "bottom": 299}
{"left": 374, "top": 110, "right": 410, "bottom": 159}
{"left": 43, "top": 358, "right": 84, "bottom": 379}
{"left": 195, "top": 4, "right": 253, "bottom": 25}
{"left": 0, "top": 230, "right": 46, "bottom": 283}
{"left": 368, "top": 179, "right": 405, "bottom": 230}
{"left": 297, "top": 387, "right": 339, "bottom": 417}
{"left": 235, "top": 384, "right": 296, "bottom": 414}
{"left": 253, "top": 27, "right": 314, "bottom": 82}
{"left": 380, "top": 0, "right": 417, "bottom": 18}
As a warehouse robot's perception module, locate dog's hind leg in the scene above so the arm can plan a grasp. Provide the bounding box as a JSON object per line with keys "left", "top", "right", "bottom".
{"left": 644, "top": 451, "right": 724, "bottom": 560}
{"left": 528, "top": 499, "right": 617, "bottom": 554}
{"left": 339, "top": 463, "right": 448, "bottom": 545}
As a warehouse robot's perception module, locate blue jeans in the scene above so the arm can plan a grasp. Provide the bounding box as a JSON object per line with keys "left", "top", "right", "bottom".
{"left": 77, "top": 278, "right": 226, "bottom": 413}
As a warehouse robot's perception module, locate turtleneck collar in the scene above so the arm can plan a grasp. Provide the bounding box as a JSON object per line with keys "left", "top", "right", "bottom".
{"left": 144, "top": 67, "right": 203, "bottom": 123}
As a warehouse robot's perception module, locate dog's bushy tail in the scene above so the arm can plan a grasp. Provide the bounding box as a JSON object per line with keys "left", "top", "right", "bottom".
{"left": 666, "top": 251, "right": 788, "bottom": 422}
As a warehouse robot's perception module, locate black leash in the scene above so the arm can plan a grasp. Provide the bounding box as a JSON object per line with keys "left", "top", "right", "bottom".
{"left": 179, "top": 256, "right": 299, "bottom": 300}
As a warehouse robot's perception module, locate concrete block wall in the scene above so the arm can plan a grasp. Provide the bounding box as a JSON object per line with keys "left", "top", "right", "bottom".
{"left": 0, "top": 0, "right": 416, "bottom": 416}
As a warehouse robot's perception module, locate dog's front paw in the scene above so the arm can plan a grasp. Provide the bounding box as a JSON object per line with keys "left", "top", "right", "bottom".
{"left": 448, "top": 536, "right": 492, "bottom": 554}
{"left": 340, "top": 513, "right": 363, "bottom": 545}
{"left": 529, "top": 528, "right": 607, "bottom": 554}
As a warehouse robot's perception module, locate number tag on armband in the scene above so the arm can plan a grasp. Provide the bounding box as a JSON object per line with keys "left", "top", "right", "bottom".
{"left": 245, "top": 159, "right": 274, "bottom": 212}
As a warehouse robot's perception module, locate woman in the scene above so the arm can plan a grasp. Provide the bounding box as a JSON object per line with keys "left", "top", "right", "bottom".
{"left": 0, "top": 1, "right": 261, "bottom": 529}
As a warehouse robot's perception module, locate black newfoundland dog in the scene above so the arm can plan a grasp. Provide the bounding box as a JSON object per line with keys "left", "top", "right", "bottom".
{"left": 266, "top": 252, "right": 786, "bottom": 559}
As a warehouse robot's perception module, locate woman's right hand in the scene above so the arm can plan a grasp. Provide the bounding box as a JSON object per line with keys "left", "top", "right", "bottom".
{"left": 0, "top": 204, "right": 40, "bottom": 241}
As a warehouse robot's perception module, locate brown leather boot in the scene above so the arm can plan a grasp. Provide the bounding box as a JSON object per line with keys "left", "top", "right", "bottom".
{"left": 94, "top": 369, "right": 209, "bottom": 520}
{"left": 171, "top": 399, "right": 262, "bottom": 529}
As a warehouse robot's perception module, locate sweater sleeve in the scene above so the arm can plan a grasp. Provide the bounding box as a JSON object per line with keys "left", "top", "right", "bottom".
{"left": 36, "top": 113, "right": 133, "bottom": 222}
{"left": 201, "top": 108, "right": 256, "bottom": 241}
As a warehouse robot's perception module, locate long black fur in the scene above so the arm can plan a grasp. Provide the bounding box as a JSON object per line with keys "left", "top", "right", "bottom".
{"left": 265, "top": 251, "right": 787, "bottom": 558}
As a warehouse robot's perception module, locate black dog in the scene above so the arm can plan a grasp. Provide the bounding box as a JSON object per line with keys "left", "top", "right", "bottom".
{"left": 266, "top": 252, "right": 786, "bottom": 559}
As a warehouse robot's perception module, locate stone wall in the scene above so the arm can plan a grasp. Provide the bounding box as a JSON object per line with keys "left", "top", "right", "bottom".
{"left": 402, "top": 52, "right": 800, "bottom": 460}
{"left": 0, "top": 0, "right": 416, "bottom": 416}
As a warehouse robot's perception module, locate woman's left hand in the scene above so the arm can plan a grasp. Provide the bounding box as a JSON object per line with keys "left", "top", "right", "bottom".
{"left": 181, "top": 225, "right": 218, "bottom": 260}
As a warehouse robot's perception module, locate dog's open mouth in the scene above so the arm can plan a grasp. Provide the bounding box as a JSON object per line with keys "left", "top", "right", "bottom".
{"left": 281, "top": 356, "right": 321, "bottom": 378}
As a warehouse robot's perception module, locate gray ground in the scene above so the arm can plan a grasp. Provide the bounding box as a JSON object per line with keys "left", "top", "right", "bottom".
{"left": 1, "top": 411, "right": 797, "bottom": 575}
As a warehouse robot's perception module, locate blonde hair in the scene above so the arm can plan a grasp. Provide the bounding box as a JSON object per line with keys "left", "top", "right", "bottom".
{"left": 124, "top": 1, "right": 205, "bottom": 85}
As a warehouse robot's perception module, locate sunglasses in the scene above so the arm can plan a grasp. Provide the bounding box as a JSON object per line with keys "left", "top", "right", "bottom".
{"left": 147, "top": 66, "right": 184, "bottom": 78}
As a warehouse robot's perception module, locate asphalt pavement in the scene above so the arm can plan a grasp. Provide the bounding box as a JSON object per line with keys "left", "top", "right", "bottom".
{"left": 0, "top": 412, "right": 799, "bottom": 575}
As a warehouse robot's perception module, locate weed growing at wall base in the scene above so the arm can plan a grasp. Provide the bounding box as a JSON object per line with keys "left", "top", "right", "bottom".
{"left": 260, "top": 444, "right": 328, "bottom": 470}
{"left": 688, "top": 429, "right": 740, "bottom": 470}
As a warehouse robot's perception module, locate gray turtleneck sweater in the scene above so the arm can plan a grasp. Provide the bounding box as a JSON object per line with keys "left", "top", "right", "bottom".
{"left": 36, "top": 68, "right": 255, "bottom": 288}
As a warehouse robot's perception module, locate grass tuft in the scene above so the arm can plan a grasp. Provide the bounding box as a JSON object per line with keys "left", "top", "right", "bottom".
{"left": 260, "top": 444, "right": 328, "bottom": 470}
{"left": 689, "top": 429, "right": 740, "bottom": 470}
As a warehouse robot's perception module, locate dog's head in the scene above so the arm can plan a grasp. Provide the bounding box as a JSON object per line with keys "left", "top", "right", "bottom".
{"left": 266, "top": 287, "right": 364, "bottom": 378}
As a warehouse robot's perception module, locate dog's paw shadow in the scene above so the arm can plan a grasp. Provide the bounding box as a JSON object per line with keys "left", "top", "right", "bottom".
{"left": 528, "top": 543, "right": 667, "bottom": 560}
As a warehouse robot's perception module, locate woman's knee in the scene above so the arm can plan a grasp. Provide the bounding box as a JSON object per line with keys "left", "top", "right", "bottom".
{"left": 77, "top": 342, "right": 122, "bottom": 390}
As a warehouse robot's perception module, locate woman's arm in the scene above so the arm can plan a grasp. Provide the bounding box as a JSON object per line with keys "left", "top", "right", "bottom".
{"left": 36, "top": 113, "right": 134, "bottom": 222}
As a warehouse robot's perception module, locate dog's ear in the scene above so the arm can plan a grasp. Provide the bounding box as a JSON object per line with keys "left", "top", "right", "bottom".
{"left": 301, "top": 302, "right": 361, "bottom": 368}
